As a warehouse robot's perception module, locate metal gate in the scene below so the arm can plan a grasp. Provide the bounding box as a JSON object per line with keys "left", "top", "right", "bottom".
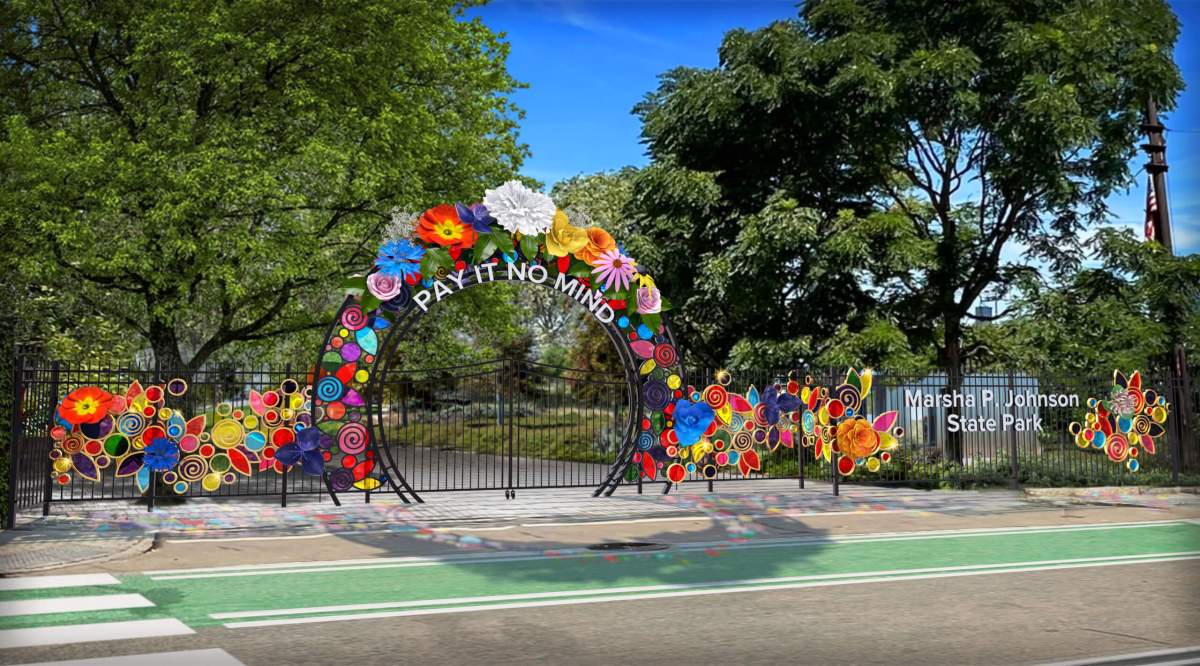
{"left": 372, "top": 358, "right": 638, "bottom": 494}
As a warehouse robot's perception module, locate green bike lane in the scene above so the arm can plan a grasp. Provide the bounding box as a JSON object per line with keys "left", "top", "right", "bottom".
{"left": 2, "top": 520, "right": 1198, "bottom": 636}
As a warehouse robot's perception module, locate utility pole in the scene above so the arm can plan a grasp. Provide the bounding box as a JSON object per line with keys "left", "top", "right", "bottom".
{"left": 1142, "top": 97, "right": 1194, "bottom": 475}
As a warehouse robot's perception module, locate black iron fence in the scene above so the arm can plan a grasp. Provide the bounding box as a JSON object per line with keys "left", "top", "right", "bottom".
{"left": 7, "top": 357, "right": 1199, "bottom": 521}
{"left": 374, "top": 358, "right": 636, "bottom": 494}
{"left": 7, "top": 359, "right": 331, "bottom": 522}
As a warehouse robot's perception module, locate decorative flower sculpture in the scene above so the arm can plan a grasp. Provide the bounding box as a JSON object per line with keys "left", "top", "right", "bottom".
{"left": 575, "top": 227, "right": 616, "bottom": 265}
{"left": 49, "top": 377, "right": 311, "bottom": 494}
{"left": 545, "top": 210, "right": 589, "bottom": 257}
{"left": 275, "top": 427, "right": 327, "bottom": 476}
{"left": 376, "top": 239, "right": 424, "bottom": 279}
{"left": 636, "top": 284, "right": 661, "bottom": 314}
{"left": 798, "top": 369, "right": 902, "bottom": 475}
{"left": 1069, "top": 370, "right": 1169, "bottom": 472}
{"left": 144, "top": 436, "right": 180, "bottom": 472}
{"left": 59, "top": 386, "right": 113, "bottom": 425}
{"left": 366, "top": 271, "right": 405, "bottom": 301}
{"left": 417, "top": 204, "right": 476, "bottom": 248}
{"left": 673, "top": 399, "right": 715, "bottom": 448}
{"left": 592, "top": 248, "right": 637, "bottom": 292}
{"left": 483, "top": 180, "right": 556, "bottom": 235}
{"left": 835, "top": 418, "right": 879, "bottom": 459}
{"left": 455, "top": 203, "right": 495, "bottom": 235}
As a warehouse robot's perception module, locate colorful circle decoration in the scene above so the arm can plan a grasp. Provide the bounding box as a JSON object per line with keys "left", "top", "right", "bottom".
{"left": 1068, "top": 370, "right": 1168, "bottom": 472}
{"left": 48, "top": 378, "right": 312, "bottom": 494}
{"left": 797, "top": 369, "right": 903, "bottom": 476}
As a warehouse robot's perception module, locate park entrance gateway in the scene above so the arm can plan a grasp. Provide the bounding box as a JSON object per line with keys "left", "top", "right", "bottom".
{"left": 307, "top": 181, "right": 905, "bottom": 503}
{"left": 311, "top": 181, "right": 687, "bottom": 502}
{"left": 16, "top": 182, "right": 1187, "bottom": 519}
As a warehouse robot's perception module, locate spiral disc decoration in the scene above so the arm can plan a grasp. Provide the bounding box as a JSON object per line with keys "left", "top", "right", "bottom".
{"left": 1068, "top": 370, "right": 1169, "bottom": 473}
{"left": 48, "top": 378, "right": 312, "bottom": 494}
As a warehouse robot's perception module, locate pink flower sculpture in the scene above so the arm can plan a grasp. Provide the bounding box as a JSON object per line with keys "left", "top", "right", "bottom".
{"left": 637, "top": 285, "right": 661, "bottom": 314}
{"left": 591, "top": 249, "right": 636, "bottom": 292}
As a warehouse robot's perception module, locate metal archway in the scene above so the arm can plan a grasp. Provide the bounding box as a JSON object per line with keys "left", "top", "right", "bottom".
{"left": 311, "top": 266, "right": 679, "bottom": 504}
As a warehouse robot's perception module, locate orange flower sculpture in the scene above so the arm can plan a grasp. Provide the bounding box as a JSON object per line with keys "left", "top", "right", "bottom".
{"left": 416, "top": 204, "right": 476, "bottom": 248}
{"left": 836, "top": 417, "right": 880, "bottom": 459}
{"left": 574, "top": 227, "right": 615, "bottom": 265}
{"left": 58, "top": 386, "right": 114, "bottom": 425}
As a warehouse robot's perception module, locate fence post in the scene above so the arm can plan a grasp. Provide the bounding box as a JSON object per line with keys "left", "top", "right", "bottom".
{"left": 829, "top": 368, "right": 839, "bottom": 497}
{"left": 42, "top": 360, "right": 61, "bottom": 517}
{"left": 281, "top": 364, "right": 290, "bottom": 508}
{"left": 6, "top": 356, "right": 24, "bottom": 529}
{"left": 1171, "top": 375, "right": 1183, "bottom": 486}
{"left": 147, "top": 361, "right": 160, "bottom": 513}
{"left": 1007, "top": 370, "right": 1020, "bottom": 490}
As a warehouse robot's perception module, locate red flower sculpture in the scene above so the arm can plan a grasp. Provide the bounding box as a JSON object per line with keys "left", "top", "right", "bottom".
{"left": 59, "top": 386, "right": 114, "bottom": 425}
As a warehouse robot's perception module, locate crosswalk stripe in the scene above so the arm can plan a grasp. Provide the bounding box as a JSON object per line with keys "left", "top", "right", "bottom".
{"left": 0, "top": 618, "right": 194, "bottom": 649}
{"left": 0, "top": 574, "right": 120, "bottom": 592}
{"left": 12, "top": 648, "right": 246, "bottom": 665}
{"left": 0, "top": 593, "right": 154, "bottom": 617}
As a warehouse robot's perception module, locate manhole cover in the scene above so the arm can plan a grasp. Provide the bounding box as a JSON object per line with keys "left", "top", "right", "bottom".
{"left": 585, "top": 542, "right": 669, "bottom": 552}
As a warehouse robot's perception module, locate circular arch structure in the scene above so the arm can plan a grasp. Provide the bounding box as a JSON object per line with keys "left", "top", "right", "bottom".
{"left": 310, "top": 260, "right": 684, "bottom": 503}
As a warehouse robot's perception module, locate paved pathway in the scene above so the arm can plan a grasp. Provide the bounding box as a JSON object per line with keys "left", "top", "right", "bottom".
{"left": 5, "top": 481, "right": 1197, "bottom": 574}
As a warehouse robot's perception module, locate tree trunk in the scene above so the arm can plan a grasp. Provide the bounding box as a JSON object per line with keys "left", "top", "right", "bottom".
{"left": 147, "top": 323, "right": 185, "bottom": 376}
{"left": 942, "top": 314, "right": 964, "bottom": 464}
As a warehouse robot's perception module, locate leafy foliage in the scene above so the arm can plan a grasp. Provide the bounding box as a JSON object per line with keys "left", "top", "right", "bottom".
{"left": 0, "top": 0, "right": 526, "bottom": 370}
{"left": 975, "top": 228, "right": 1200, "bottom": 373}
{"left": 627, "top": 0, "right": 1183, "bottom": 376}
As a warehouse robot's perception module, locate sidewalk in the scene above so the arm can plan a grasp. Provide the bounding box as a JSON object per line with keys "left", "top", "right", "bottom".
{"left": 4, "top": 480, "right": 1198, "bottom": 574}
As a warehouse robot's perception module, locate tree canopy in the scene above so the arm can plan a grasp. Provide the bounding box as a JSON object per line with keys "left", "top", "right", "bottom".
{"left": 0, "top": 0, "right": 526, "bottom": 370}
{"left": 628, "top": 0, "right": 1183, "bottom": 376}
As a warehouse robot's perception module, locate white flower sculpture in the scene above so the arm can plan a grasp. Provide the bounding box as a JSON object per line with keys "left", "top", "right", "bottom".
{"left": 483, "top": 180, "right": 556, "bottom": 235}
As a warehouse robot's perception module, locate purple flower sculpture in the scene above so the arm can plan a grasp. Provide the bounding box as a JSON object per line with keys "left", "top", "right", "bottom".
{"left": 672, "top": 399, "right": 715, "bottom": 448}
{"left": 275, "top": 427, "right": 326, "bottom": 476}
{"left": 761, "top": 384, "right": 803, "bottom": 426}
{"left": 455, "top": 203, "right": 495, "bottom": 235}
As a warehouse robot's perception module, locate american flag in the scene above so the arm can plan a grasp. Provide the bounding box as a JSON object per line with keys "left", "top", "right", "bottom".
{"left": 1145, "top": 175, "right": 1158, "bottom": 242}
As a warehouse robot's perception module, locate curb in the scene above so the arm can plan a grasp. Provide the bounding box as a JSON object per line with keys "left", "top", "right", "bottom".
{"left": 0, "top": 535, "right": 155, "bottom": 576}
{"left": 1022, "top": 486, "right": 1200, "bottom": 499}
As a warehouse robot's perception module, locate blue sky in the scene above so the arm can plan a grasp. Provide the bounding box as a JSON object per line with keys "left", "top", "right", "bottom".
{"left": 474, "top": 0, "right": 1200, "bottom": 256}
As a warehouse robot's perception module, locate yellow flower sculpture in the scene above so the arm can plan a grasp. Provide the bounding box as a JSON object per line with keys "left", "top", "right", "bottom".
{"left": 545, "top": 210, "right": 589, "bottom": 256}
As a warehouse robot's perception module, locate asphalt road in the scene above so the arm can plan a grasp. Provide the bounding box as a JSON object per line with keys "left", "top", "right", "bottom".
{"left": 1, "top": 493, "right": 1198, "bottom": 665}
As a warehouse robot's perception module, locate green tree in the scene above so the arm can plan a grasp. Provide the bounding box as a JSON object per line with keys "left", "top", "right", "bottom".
{"left": 977, "top": 228, "right": 1200, "bottom": 375}
{"left": 0, "top": 0, "right": 525, "bottom": 371}
{"left": 632, "top": 0, "right": 1181, "bottom": 458}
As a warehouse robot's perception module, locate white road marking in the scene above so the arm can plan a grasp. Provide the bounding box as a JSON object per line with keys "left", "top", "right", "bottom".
{"left": 0, "top": 618, "right": 194, "bottom": 649}
{"left": 221, "top": 552, "right": 1200, "bottom": 628}
{"left": 0, "top": 594, "right": 154, "bottom": 617}
{"left": 146, "top": 519, "right": 1195, "bottom": 580}
{"left": 12, "top": 648, "right": 246, "bottom": 665}
{"left": 1031, "top": 644, "right": 1200, "bottom": 666}
{"left": 213, "top": 549, "right": 1199, "bottom": 620}
{"left": 0, "top": 574, "right": 120, "bottom": 592}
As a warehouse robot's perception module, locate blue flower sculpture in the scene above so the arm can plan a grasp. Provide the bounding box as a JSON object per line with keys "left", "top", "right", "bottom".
{"left": 673, "top": 399, "right": 715, "bottom": 448}
{"left": 144, "top": 436, "right": 179, "bottom": 472}
{"left": 375, "top": 239, "right": 425, "bottom": 279}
